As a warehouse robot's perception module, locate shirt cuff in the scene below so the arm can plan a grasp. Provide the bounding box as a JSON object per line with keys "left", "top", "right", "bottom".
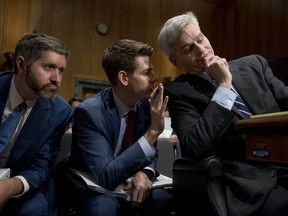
{"left": 12, "top": 176, "right": 30, "bottom": 198}
{"left": 138, "top": 136, "right": 156, "bottom": 160}
{"left": 143, "top": 167, "right": 157, "bottom": 181}
{"left": 211, "top": 86, "right": 237, "bottom": 110}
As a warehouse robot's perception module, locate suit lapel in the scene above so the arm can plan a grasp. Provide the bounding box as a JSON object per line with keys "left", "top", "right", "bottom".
{"left": 230, "top": 64, "right": 261, "bottom": 115}
{"left": 8, "top": 99, "right": 51, "bottom": 162}
{"left": 104, "top": 89, "right": 121, "bottom": 152}
{"left": 185, "top": 74, "right": 217, "bottom": 100}
{"left": 0, "top": 73, "right": 13, "bottom": 116}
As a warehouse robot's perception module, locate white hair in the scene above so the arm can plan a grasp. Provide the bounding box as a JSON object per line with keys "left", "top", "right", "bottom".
{"left": 158, "top": 11, "right": 200, "bottom": 57}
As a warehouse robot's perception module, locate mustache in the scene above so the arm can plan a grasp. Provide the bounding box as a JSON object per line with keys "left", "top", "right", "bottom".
{"left": 51, "top": 80, "right": 59, "bottom": 86}
{"left": 45, "top": 80, "right": 59, "bottom": 87}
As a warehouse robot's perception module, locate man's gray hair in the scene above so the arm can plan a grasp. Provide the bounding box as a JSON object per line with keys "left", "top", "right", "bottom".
{"left": 158, "top": 11, "right": 200, "bottom": 57}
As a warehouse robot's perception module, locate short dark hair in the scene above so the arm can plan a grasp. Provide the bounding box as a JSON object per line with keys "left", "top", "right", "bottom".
{"left": 15, "top": 33, "right": 70, "bottom": 72}
{"left": 68, "top": 97, "right": 83, "bottom": 105}
{"left": 102, "top": 39, "right": 154, "bottom": 86}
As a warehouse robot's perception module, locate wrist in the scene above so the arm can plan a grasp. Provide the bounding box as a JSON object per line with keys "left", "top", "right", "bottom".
{"left": 144, "top": 129, "right": 160, "bottom": 145}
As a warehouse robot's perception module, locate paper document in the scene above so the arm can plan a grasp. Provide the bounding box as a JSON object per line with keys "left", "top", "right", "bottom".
{"left": 70, "top": 169, "right": 172, "bottom": 201}
{"left": 0, "top": 168, "right": 10, "bottom": 180}
{"left": 158, "top": 117, "right": 173, "bottom": 139}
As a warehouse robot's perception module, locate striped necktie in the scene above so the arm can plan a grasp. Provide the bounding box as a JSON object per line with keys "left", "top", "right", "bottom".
{"left": 0, "top": 102, "right": 27, "bottom": 150}
{"left": 231, "top": 89, "right": 251, "bottom": 119}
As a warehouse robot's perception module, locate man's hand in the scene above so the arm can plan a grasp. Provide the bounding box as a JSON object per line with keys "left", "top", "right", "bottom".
{"left": 123, "top": 171, "right": 152, "bottom": 207}
{"left": 206, "top": 55, "right": 232, "bottom": 88}
{"left": 144, "top": 83, "right": 169, "bottom": 145}
{"left": 0, "top": 177, "right": 24, "bottom": 209}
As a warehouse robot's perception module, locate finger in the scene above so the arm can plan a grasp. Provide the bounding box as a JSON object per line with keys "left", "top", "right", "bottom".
{"left": 151, "top": 84, "right": 162, "bottom": 98}
{"left": 132, "top": 188, "right": 139, "bottom": 202}
{"left": 150, "top": 84, "right": 164, "bottom": 109}
{"left": 132, "top": 188, "right": 144, "bottom": 204}
{"left": 161, "top": 96, "right": 169, "bottom": 114}
{"left": 222, "top": 58, "right": 229, "bottom": 69}
{"left": 122, "top": 181, "right": 133, "bottom": 191}
{"left": 149, "top": 84, "right": 161, "bottom": 106}
{"left": 137, "top": 190, "right": 145, "bottom": 203}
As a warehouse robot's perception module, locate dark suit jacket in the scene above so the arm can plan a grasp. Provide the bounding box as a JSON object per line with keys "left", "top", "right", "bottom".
{"left": 0, "top": 72, "right": 73, "bottom": 194}
{"left": 67, "top": 87, "right": 158, "bottom": 190}
{"left": 165, "top": 54, "right": 288, "bottom": 161}
{"left": 164, "top": 55, "right": 288, "bottom": 215}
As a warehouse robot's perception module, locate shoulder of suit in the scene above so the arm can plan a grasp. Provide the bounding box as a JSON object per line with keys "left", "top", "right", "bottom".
{"left": 229, "top": 54, "right": 267, "bottom": 64}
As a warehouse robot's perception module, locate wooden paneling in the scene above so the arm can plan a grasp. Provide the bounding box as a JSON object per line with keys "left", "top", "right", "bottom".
{"left": 29, "top": 0, "right": 163, "bottom": 100}
{"left": 0, "top": 0, "right": 31, "bottom": 63}
{"left": 233, "top": 0, "right": 288, "bottom": 59}
{"left": 1, "top": 0, "right": 288, "bottom": 101}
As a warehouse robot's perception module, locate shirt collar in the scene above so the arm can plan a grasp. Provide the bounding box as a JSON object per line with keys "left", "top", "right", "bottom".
{"left": 112, "top": 89, "right": 136, "bottom": 117}
{"left": 8, "top": 75, "right": 36, "bottom": 110}
{"left": 9, "top": 76, "right": 25, "bottom": 110}
{"left": 198, "top": 71, "right": 212, "bottom": 82}
{"left": 198, "top": 72, "right": 217, "bottom": 86}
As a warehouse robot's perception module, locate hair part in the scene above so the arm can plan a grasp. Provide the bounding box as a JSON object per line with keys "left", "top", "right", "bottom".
{"left": 158, "top": 11, "right": 200, "bottom": 57}
{"left": 102, "top": 39, "right": 154, "bottom": 86}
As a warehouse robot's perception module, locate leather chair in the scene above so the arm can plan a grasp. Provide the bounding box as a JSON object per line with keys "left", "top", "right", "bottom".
{"left": 54, "top": 132, "right": 81, "bottom": 216}
{"left": 55, "top": 132, "right": 72, "bottom": 165}
{"left": 157, "top": 139, "right": 177, "bottom": 178}
{"left": 172, "top": 156, "right": 228, "bottom": 216}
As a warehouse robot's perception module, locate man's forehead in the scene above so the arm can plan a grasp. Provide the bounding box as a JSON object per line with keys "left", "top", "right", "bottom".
{"left": 180, "top": 24, "right": 202, "bottom": 42}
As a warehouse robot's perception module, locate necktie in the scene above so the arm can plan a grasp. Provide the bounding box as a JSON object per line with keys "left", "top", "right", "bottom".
{"left": 231, "top": 89, "right": 251, "bottom": 119}
{"left": 0, "top": 102, "right": 27, "bottom": 150}
{"left": 120, "top": 110, "right": 136, "bottom": 153}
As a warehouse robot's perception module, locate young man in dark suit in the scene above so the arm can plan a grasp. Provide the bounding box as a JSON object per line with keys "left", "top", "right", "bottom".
{"left": 62, "top": 39, "right": 171, "bottom": 215}
{"left": 0, "top": 33, "right": 73, "bottom": 215}
{"left": 158, "top": 11, "right": 288, "bottom": 216}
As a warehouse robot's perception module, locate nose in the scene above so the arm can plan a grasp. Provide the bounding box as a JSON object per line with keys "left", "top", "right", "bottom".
{"left": 194, "top": 42, "right": 205, "bottom": 56}
{"left": 51, "top": 69, "right": 62, "bottom": 84}
{"left": 150, "top": 71, "right": 158, "bottom": 83}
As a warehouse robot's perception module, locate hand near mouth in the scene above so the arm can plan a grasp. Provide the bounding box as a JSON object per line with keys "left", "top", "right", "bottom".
{"left": 206, "top": 55, "right": 232, "bottom": 89}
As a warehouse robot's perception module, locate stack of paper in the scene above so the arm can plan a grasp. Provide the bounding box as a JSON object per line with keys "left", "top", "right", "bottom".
{"left": 158, "top": 117, "right": 173, "bottom": 139}
{"left": 0, "top": 168, "right": 10, "bottom": 180}
{"left": 70, "top": 169, "right": 172, "bottom": 201}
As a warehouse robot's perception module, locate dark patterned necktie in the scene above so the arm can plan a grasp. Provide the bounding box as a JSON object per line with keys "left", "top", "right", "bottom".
{"left": 120, "top": 110, "right": 136, "bottom": 153}
{"left": 231, "top": 89, "right": 252, "bottom": 119}
{"left": 0, "top": 102, "right": 27, "bottom": 150}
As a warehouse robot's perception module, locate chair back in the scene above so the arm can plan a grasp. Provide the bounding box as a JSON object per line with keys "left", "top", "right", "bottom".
{"left": 173, "top": 156, "right": 228, "bottom": 216}
{"left": 55, "top": 132, "right": 72, "bottom": 165}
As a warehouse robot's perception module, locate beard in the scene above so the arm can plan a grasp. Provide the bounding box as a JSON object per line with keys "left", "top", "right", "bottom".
{"left": 25, "top": 70, "right": 58, "bottom": 100}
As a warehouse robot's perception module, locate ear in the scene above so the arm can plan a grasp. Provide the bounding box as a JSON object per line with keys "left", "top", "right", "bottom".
{"left": 118, "top": 70, "right": 129, "bottom": 86}
{"left": 15, "top": 56, "right": 26, "bottom": 73}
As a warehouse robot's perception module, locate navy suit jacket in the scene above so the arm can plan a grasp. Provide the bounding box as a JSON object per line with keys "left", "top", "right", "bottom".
{"left": 0, "top": 72, "right": 73, "bottom": 192}
{"left": 67, "top": 87, "right": 158, "bottom": 190}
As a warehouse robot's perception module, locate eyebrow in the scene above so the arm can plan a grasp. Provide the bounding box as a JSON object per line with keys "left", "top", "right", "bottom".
{"left": 196, "top": 32, "right": 204, "bottom": 41}
{"left": 180, "top": 32, "right": 203, "bottom": 50}
{"left": 141, "top": 67, "right": 153, "bottom": 73}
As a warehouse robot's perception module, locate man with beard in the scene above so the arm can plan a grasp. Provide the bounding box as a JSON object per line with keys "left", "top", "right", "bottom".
{"left": 0, "top": 33, "right": 73, "bottom": 215}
